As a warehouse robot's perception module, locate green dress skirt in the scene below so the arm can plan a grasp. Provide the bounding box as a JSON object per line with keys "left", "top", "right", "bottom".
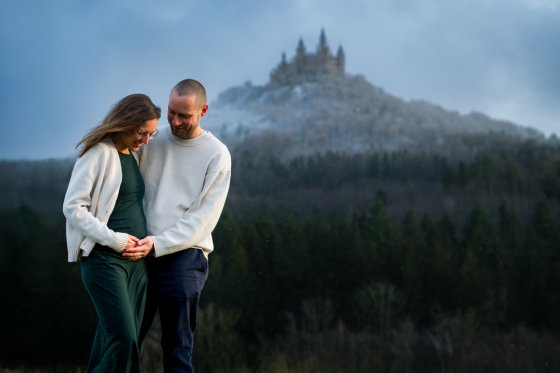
{"left": 81, "top": 151, "right": 148, "bottom": 373}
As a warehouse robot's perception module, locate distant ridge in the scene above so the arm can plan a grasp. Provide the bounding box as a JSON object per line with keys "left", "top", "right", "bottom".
{"left": 204, "top": 30, "right": 544, "bottom": 159}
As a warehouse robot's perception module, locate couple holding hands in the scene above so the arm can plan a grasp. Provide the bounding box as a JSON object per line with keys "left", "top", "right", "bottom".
{"left": 63, "top": 78, "right": 231, "bottom": 372}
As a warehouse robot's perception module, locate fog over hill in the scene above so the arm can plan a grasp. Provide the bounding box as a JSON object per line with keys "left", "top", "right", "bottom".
{"left": 205, "top": 74, "right": 544, "bottom": 160}
{"left": 203, "top": 31, "right": 544, "bottom": 159}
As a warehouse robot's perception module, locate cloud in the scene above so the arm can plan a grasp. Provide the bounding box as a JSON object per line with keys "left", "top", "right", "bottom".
{"left": 522, "top": 0, "right": 560, "bottom": 11}
{"left": 0, "top": 0, "right": 558, "bottom": 159}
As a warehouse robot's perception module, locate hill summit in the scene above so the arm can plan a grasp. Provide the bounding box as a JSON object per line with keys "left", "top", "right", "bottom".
{"left": 204, "top": 30, "right": 544, "bottom": 159}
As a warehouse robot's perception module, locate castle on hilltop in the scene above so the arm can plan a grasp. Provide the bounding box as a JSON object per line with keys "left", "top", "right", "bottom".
{"left": 269, "top": 29, "right": 345, "bottom": 86}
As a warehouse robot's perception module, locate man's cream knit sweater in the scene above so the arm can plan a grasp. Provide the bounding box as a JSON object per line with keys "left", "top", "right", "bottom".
{"left": 139, "top": 127, "right": 231, "bottom": 258}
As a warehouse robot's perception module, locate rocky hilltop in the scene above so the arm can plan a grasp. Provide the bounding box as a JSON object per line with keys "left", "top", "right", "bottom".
{"left": 203, "top": 31, "right": 544, "bottom": 159}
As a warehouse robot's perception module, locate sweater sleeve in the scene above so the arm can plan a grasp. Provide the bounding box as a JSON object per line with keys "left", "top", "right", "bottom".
{"left": 62, "top": 148, "right": 129, "bottom": 252}
{"left": 152, "top": 157, "right": 231, "bottom": 257}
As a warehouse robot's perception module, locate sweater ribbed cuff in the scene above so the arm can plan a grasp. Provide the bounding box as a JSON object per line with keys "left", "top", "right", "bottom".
{"left": 152, "top": 236, "right": 165, "bottom": 258}
{"left": 109, "top": 232, "right": 129, "bottom": 252}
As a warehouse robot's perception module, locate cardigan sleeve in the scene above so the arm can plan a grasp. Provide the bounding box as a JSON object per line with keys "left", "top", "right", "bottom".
{"left": 63, "top": 146, "right": 129, "bottom": 253}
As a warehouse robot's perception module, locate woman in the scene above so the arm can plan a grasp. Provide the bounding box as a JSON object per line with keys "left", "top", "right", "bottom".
{"left": 62, "top": 93, "right": 160, "bottom": 372}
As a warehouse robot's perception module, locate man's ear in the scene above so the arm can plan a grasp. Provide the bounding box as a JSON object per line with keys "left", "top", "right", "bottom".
{"left": 201, "top": 104, "right": 209, "bottom": 117}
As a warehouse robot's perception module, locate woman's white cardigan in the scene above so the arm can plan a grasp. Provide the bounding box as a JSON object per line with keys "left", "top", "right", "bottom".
{"left": 63, "top": 139, "right": 131, "bottom": 262}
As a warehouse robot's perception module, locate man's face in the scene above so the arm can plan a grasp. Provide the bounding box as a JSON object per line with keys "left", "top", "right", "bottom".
{"left": 167, "top": 90, "right": 208, "bottom": 140}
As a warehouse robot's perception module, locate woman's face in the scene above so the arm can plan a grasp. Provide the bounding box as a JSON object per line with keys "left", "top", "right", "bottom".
{"left": 117, "top": 118, "right": 159, "bottom": 153}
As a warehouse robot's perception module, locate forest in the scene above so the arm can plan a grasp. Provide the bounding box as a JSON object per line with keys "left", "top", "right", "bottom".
{"left": 1, "top": 136, "right": 560, "bottom": 372}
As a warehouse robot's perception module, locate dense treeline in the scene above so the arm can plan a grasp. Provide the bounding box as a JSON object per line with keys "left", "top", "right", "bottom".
{"left": 231, "top": 138, "right": 560, "bottom": 222}
{"left": 1, "top": 138, "right": 560, "bottom": 371}
{"left": 206, "top": 196, "right": 560, "bottom": 333}
{"left": 190, "top": 196, "right": 560, "bottom": 372}
{"left": 0, "top": 207, "right": 93, "bottom": 370}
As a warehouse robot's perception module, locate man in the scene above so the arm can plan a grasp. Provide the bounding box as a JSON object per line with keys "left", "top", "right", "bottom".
{"left": 124, "top": 79, "right": 231, "bottom": 372}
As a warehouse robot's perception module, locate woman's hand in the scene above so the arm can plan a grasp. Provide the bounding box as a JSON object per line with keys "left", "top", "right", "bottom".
{"left": 124, "top": 235, "right": 139, "bottom": 251}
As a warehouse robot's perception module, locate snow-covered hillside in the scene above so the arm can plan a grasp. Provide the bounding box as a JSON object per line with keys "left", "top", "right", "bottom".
{"left": 203, "top": 74, "right": 544, "bottom": 159}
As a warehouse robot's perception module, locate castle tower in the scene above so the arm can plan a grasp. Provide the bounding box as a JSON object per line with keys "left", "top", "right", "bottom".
{"left": 296, "top": 38, "right": 306, "bottom": 58}
{"left": 336, "top": 45, "right": 345, "bottom": 72}
{"left": 269, "top": 30, "right": 345, "bottom": 87}
{"left": 317, "top": 29, "right": 330, "bottom": 55}
{"left": 280, "top": 52, "right": 288, "bottom": 68}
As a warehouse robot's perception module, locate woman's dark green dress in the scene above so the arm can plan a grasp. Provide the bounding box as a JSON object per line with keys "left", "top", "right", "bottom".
{"left": 81, "top": 152, "right": 148, "bottom": 373}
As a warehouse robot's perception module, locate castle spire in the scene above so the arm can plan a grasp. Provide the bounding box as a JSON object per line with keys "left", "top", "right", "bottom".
{"left": 296, "top": 37, "right": 306, "bottom": 57}
{"left": 317, "top": 28, "right": 329, "bottom": 55}
{"left": 336, "top": 45, "right": 345, "bottom": 71}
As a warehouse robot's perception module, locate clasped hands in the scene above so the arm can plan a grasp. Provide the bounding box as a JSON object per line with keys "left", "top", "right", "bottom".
{"left": 122, "top": 236, "right": 154, "bottom": 261}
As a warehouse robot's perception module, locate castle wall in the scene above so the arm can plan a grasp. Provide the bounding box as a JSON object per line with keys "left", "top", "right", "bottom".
{"left": 269, "top": 31, "right": 345, "bottom": 86}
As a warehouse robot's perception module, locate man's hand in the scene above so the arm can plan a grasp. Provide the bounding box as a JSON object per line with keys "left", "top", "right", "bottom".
{"left": 122, "top": 236, "right": 154, "bottom": 261}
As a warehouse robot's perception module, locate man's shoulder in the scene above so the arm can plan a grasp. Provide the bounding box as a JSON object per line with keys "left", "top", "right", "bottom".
{"left": 205, "top": 134, "right": 231, "bottom": 170}
{"left": 205, "top": 131, "right": 229, "bottom": 152}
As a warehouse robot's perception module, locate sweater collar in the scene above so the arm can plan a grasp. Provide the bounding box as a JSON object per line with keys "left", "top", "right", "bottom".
{"left": 165, "top": 126, "right": 211, "bottom": 147}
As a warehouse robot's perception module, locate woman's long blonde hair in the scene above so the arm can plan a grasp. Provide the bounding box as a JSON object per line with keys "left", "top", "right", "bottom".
{"left": 76, "top": 93, "right": 161, "bottom": 157}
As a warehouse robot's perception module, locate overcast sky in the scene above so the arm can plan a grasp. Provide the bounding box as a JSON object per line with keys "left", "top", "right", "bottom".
{"left": 1, "top": 0, "right": 559, "bottom": 160}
